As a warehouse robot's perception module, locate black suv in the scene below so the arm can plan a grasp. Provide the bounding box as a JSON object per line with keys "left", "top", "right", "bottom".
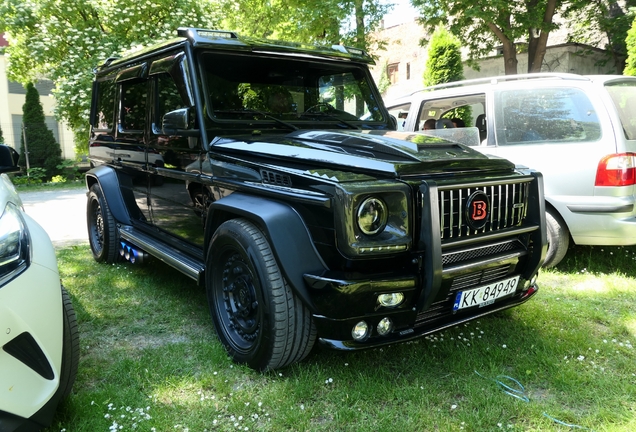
{"left": 86, "top": 28, "right": 546, "bottom": 371}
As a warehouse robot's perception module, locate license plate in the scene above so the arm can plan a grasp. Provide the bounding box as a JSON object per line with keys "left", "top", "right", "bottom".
{"left": 453, "top": 276, "right": 520, "bottom": 311}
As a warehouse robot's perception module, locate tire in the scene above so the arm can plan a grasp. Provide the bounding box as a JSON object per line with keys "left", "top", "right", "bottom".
{"left": 55, "top": 286, "right": 80, "bottom": 400}
{"left": 206, "top": 218, "right": 316, "bottom": 371}
{"left": 543, "top": 209, "right": 569, "bottom": 268}
{"left": 87, "top": 183, "right": 119, "bottom": 263}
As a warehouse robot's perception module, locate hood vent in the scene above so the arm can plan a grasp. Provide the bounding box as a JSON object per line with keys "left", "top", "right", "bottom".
{"left": 261, "top": 169, "right": 291, "bottom": 187}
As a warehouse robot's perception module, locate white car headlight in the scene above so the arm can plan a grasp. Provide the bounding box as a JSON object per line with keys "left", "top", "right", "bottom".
{"left": 0, "top": 202, "right": 30, "bottom": 285}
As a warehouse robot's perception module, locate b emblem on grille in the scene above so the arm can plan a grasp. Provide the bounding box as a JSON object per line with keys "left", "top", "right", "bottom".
{"left": 465, "top": 190, "right": 489, "bottom": 230}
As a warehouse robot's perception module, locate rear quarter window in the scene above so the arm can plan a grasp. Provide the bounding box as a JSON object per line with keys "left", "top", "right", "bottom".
{"left": 494, "top": 87, "right": 601, "bottom": 145}
{"left": 92, "top": 79, "right": 116, "bottom": 131}
{"left": 604, "top": 81, "right": 636, "bottom": 140}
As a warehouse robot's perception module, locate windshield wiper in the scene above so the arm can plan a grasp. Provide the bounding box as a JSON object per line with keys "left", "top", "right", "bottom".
{"left": 299, "top": 111, "right": 360, "bottom": 130}
{"left": 220, "top": 109, "right": 299, "bottom": 131}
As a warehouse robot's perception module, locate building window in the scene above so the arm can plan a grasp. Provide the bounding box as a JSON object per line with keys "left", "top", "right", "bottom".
{"left": 406, "top": 63, "right": 411, "bottom": 80}
{"left": 388, "top": 63, "right": 399, "bottom": 84}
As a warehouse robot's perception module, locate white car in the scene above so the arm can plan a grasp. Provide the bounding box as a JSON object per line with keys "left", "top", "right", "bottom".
{"left": 387, "top": 73, "right": 636, "bottom": 267}
{"left": 0, "top": 144, "right": 79, "bottom": 431}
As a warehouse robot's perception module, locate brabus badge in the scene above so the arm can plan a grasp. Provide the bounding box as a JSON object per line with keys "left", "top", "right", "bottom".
{"left": 465, "top": 190, "right": 489, "bottom": 230}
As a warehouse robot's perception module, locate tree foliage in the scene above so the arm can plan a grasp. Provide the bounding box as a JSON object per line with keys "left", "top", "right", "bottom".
{"left": 564, "top": 0, "right": 636, "bottom": 73}
{"left": 423, "top": 26, "right": 464, "bottom": 86}
{"left": 0, "top": 0, "right": 222, "bottom": 154}
{"left": 20, "top": 83, "right": 62, "bottom": 178}
{"left": 411, "top": 0, "right": 565, "bottom": 75}
{"left": 412, "top": 0, "right": 634, "bottom": 75}
{"left": 625, "top": 14, "right": 636, "bottom": 76}
{"left": 221, "top": 0, "right": 391, "bottom": 51}
{"left": 423, "top": 27, "right": 470, "bottom": 125}
{"left": 0, "top": 0, "right": 392, "bottom": 155}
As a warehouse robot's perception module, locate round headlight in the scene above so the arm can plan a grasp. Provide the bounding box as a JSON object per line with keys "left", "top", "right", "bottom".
{"left": 357, "top": 197, "right": 388, "bottom": 236}
{"left": 378, "top": 292, "right": 405, "bottom": 307}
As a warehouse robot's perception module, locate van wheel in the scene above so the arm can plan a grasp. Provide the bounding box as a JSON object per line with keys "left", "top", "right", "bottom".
{"left": 55, "top": 286, "right": 80, "bottom": 400}
{"left": 543, "top": 209, "right": 569, "bottom": 268}
{"left": 87, "top": 183, "right": 119, "bottom": 263}
{"left": 206, "top": 219, "right": 316, "bottom": 371}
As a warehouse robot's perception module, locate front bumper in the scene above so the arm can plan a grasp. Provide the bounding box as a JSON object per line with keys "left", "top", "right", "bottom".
{"left": 314, "top": 283, "right": 538, "bottom": 350}
{"left": 0, "top": 213, "right": 65, "bottom": 430}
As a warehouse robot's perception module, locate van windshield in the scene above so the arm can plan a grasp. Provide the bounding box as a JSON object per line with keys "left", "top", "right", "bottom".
{"left": 605, "top": 81, "right": 636, "bottom": 140}
{"left": 198, "top": 52, "right": 387, "bottom": 129}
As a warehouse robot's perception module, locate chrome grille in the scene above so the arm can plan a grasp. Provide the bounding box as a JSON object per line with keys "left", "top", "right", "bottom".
{"left": 438, "top": 181, "right": 530, "bottom": 240}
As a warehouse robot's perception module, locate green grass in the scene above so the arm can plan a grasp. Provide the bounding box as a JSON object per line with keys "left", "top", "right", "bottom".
{"left": 46, "top": 244, "right": 636, "bottom": 431}
{"left": 14, "top": 179, "right": 85, "bottom": 192}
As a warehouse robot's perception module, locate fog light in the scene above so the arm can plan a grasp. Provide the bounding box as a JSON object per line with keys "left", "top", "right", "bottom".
{"left": 377, "top": 317, "right": 394, "bottom": 336}
{"left": 351, "top": 321, "right": 370, "bottom": 341}
{"left": 378, "top": 292, "right": 405, "bottom": 307}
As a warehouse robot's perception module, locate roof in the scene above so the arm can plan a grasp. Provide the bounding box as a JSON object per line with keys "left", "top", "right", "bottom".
{"left": 98, "top": 27, "right": 374, "bottom": 71}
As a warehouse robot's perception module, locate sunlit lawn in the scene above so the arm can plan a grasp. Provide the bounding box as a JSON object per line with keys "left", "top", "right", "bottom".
{"left": 46, "top": 244, "right": 635, "bottom": 431}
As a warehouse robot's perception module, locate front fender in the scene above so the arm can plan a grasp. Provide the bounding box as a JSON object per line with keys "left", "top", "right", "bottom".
{"left": 85, "top": 165, "right": 134, "bottom": 225}
{"left": 206, "top": 193, "right": 328, "bottom": 312}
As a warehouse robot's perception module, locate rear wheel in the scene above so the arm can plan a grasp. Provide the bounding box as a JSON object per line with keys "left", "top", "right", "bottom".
{"left": 206, "top": 218, "right": 316, "bottom": 371}
{"left": 543, "top": 209, "right": 569, "bottom": 268}
{"left": 87, "top": 183, "right": 118, "bottom": 263}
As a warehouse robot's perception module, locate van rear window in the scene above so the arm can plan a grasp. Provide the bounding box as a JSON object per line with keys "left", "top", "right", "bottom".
{"left": 605, "top": 81, "right": 636, "bottom": 140}
{"left": 495, "top": 87, "right": 601, "bottom": 145}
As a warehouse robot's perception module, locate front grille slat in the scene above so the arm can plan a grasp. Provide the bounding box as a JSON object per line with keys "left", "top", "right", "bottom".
{"left": 436, "top": 180, "right": 531, "bottom": 241}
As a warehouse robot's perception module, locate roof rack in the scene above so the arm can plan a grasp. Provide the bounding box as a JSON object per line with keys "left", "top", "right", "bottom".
{"left": 177, "top": 28, "right": 239, "bottom": 42}
{"left": 407, "top": 72, "right": 589, "bottom": 96}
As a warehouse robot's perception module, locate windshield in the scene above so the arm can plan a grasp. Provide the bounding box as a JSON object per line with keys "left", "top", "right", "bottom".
{"left": 605, "top": 80, "right": 636, "bottom": 140}
{"left": 198, "top": 52, "right": 387, "bottom": 130}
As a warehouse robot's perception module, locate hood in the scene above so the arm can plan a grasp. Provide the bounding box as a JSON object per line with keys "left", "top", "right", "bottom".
{"left": 210, "top": 129, "right": 514, "bottom": 178}
{"left": 0, "top": 173, "right": 22, "bottom": 212}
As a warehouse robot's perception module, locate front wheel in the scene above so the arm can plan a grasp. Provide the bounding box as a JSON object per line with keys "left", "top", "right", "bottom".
{"left": 87, "top": 183, "right": 119, "bottom": 263}
{"left": 206, "top": 219, "right": 316, "bottom": 371}
{"left": 55, "top": 286, "right": 80, "bottom": 400}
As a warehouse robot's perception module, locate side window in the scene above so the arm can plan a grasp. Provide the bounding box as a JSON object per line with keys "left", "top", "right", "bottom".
{"left": 495, "top": 87, "right": 601, "bottom": 145}
{"left": 156, "top": 74, "right": 189, "bottom": 122}
{"left": 93, "top": 80, "right": 116, "bottom": 130}
{"left": 416, "top": 95, "right": 485, "bottom": 134}
{"left": 120, "top": 80, "right": 148, "bottom": 132}
{"left": 387, "top": 103, "right": 411, "bottom": 131}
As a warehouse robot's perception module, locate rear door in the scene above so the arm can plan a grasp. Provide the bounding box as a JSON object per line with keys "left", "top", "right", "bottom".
{"left": 483, "top": 84, "right": 613, "bottom": 202}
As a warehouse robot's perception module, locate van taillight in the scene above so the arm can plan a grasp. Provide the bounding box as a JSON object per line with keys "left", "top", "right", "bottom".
{"left": 595, "top": 153, "right": 636, "bottom": 186}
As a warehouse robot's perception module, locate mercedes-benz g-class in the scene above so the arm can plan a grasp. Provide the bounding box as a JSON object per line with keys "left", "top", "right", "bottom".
{"left": 86, "top": 28, "right": 546, "bottom": 371}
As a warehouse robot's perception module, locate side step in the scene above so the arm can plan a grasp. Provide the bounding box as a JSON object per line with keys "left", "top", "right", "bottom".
{"left": 119, "top": 226, "right": 205, "bottom": 284}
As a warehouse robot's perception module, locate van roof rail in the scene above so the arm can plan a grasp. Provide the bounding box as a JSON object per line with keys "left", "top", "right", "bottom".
{"left": 407, "top": 72, "right": 589, "bottom": 96}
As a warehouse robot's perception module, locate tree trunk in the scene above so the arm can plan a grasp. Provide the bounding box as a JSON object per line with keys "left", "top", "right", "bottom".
{"left": 527, "top": 0, "right": 558, "bottom": 73}
{"left": 487, "top": 19, "right": 518, "bottom": 75}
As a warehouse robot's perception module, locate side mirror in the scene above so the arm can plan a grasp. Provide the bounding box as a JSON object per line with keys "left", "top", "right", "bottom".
{"left": 0, "top": 145, "right": 20, "bottom": 174}
{"left": 162, "top": 108, "right": 199, "bottom": 136}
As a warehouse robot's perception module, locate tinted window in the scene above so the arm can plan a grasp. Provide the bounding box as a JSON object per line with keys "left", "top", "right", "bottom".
{"left": 93, "top": 80, "right": 116, "bottom": 130}
{"left": 495, "top": 87, "right": 601, "bottom": 145}
{"left": 156, "top": 74, "right": 190, "bottom": 121}
{"left": 121, "top": 80, "right": 147, "bottom": 131}
{"left": 605, "top": 81, "right": 636, "bottom": 140}
{"left": 200, "top": 53, "right": 386, "bottom": 127}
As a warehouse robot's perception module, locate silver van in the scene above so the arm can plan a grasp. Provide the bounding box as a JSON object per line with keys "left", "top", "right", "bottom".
{"left": 387, "top": 73, "right": 636, "bottom": 267}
